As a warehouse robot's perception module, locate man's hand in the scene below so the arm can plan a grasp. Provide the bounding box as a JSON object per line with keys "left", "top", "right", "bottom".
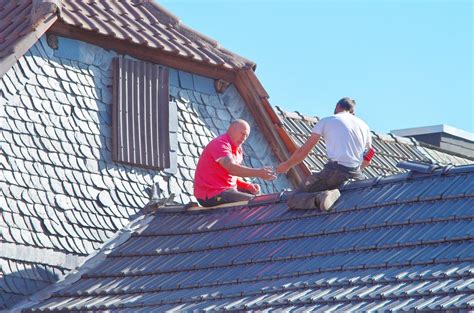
{"left": 258, "top": 166, "right": 277, "bottom": 180}
{"left": 247, "top": 183, "right": 261, "bottom": 195}
{"left": 276, "top": 162, "right": 289, "bottom": 174}
{"left": 276, "top": 133, "right": 320, "bottom": 174}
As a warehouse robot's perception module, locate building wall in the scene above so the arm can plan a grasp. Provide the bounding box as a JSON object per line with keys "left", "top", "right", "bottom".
{"left": 410, "top": 133, "right": 474, "bottom": 158}
{"left": 0, "top": 36, "right": 291, "bottom": 308}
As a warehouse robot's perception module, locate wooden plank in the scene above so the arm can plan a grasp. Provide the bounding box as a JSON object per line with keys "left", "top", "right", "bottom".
{"left": 234, "top": 72, "right": 283, "bottom": 158}
{"left": 262, "top": 98, "right": 284, "bottom": 126}
{"left": 186, "top": 200, "right": 249, "bottom": 211}
{"left": 243, "top": 69, "right": 268, "bottom": 98}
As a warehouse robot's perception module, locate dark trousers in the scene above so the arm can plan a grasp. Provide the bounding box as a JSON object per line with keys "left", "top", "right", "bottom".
{"left": 288, "top": 161, "right": 363, "bottom": 209}
{"left": 197, "top": 188, "right": 254, "bottom": 207}
{"left": 297, "top": 161, "right": 363, "bottom": 193}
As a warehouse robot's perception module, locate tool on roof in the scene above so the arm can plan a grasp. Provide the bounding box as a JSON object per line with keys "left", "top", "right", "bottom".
{"left": 142, "top": 183, "right": 176, "bottom": 213}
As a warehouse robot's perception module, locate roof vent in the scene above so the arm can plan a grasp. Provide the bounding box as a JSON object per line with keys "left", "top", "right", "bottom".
{"left": 397, "top": 161, "right": 440, "bottom": 174}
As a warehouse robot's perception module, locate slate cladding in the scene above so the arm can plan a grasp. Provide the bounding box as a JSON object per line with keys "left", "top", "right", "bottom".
{"left": 19, "top": 163, "right": 474, "bottom": 312}
{"left": 275, "top": 107, "right": 474, "bottom": 179}
{"left": 0, "top": 37, "right": 290, "bottom": 309}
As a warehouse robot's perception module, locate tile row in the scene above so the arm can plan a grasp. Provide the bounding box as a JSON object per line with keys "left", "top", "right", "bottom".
{"left": 35, "top": 263, "right": 473, "bottom": 311}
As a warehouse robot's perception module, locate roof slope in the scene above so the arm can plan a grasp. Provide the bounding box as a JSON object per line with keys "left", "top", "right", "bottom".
{"left": 275, "top": 107, "right": 474, "bottom": 178}
{"left": 57, "top": 0, "right": 254, "bottom": 71}
{"left": 19, "top": 163, "right": 474, "bottom": 312}
{"left": 0, "top": 0, "right": 254, "bottom": 79}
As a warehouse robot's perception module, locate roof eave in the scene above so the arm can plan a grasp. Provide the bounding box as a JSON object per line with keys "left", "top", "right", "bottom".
{"left": 47, "top": 21, "right": 241, "bottom": 83}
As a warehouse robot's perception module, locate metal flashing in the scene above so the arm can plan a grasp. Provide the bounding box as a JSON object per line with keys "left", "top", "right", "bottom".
{"left": 392, "top": 125, "right": 474, "bottom": 142}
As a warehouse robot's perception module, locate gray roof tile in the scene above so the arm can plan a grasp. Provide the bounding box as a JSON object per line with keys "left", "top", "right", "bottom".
{"left": 21, "top": 164, "right": 474, "bottom": 311}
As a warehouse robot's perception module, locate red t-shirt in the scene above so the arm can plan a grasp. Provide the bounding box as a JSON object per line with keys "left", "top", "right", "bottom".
{"left": 194, "top": 133, "right": 243, "bottom": 200}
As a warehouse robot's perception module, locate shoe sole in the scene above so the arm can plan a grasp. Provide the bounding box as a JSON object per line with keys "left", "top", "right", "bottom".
{"left": 319, "top": 189, "right": 341, "bottom": 211}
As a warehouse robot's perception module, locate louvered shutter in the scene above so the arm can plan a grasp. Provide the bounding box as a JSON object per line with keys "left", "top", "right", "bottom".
{"left": 112, "top": 57, "right": 170, "bottom": 169}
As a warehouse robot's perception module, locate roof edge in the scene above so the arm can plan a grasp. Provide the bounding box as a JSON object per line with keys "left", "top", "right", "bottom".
{"left": 417, "top": 140, "right": 474, "bottom": 162}
{"left": 10, "top": 214, "right": 155, "bottom": 313}
{"left": 148, "top": 1, "right": 256, "bottom": 70}
{"left": 47, "top": 22, "right": 237, "bottom": 82}
{"left": 0, "top": 6, "right": 58, "bottom": 78}
{"left": 392, "top": 124, "right": 474, "bottom": 142}
{"left": 343, "top": 162, "right": 474, "bottom": 191}
{"left": 31, "top": 0, "right": 62, "bottom": 28}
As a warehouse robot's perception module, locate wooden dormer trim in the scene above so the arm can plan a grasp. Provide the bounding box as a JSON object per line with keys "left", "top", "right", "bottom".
{"left": 47, "top": 21, "right": 237, "bottom": 83}
{"left": 234, "top": 69, "right": 310, "bottom": 187}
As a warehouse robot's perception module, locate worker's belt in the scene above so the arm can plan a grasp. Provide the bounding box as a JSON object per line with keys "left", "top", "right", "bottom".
{"left": 328, "top": 161, "right": 360, "bottom": 172}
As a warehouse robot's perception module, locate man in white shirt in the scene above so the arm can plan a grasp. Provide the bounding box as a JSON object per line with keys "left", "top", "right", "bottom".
{"left": 277, "top": 97, "right": 374, "bottom": 211}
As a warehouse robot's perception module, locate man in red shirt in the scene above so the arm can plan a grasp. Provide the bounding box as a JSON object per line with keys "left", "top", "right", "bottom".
{"left": 194, "top": 119, "right": 276, "bottom": 207}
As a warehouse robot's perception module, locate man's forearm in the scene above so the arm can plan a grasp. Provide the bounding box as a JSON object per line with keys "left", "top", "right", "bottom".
{"left": 219, "top": 156, "right": 275, "bottom": 180}
{"left": 226, "top": 163, "right": 262, "bottom": 177}
{"left": 278, "top": 133, "right": 320, "bottom": 173}
{"left": 283, "top": 149, "right": 308, "bottom": 169}
{"left": 361, "top": 159, "right": 370, "bottom": 169}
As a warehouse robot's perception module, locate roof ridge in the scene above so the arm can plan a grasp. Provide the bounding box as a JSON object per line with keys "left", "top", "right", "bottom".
{"left": 141, "top": 0, "right": 180, "bottom": 26}
{"left": 275, "top": 106, "right": 319, "bottom": 123}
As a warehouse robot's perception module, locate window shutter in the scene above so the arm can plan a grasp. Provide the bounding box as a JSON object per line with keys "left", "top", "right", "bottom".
{"left": 112, "top": 57, "right": 170, "bottom": 169}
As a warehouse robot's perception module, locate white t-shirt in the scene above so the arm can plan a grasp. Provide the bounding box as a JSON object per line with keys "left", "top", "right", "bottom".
{"left": 312, "top": 112, "right": 372, "bottom": 168}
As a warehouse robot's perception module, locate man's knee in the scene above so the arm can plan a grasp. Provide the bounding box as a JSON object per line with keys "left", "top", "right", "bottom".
{"left": 216, "top": 189, "right": 254, "bottom": 204}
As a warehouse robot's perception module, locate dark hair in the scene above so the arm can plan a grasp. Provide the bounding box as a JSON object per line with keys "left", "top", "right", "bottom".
{"left": 336, "top": 97, "right": 356, "bottom": 114}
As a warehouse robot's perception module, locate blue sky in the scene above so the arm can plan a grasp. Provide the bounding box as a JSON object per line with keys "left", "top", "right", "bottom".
{"left": 160, "top": 0, "right": 473, "bottom": 134}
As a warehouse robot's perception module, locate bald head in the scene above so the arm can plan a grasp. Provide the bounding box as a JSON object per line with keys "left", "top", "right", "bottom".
{"left": 227, "top": 119, "right": 250, "bottom": 147}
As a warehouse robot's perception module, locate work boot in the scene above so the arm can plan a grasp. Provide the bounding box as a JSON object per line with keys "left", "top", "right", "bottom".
{"left": 317, "top": 189, "right": 340, "bottom": 211}
{"left": 287, "top": 192, "right": 318, "bottom": 210}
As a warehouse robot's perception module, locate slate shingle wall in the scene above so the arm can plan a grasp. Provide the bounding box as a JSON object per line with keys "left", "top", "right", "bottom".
{"left": 0, "top": 36, "right": 291, "bottom": 309}
{"left": 19, "top": 164, "right": 474, "bottom": 311}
